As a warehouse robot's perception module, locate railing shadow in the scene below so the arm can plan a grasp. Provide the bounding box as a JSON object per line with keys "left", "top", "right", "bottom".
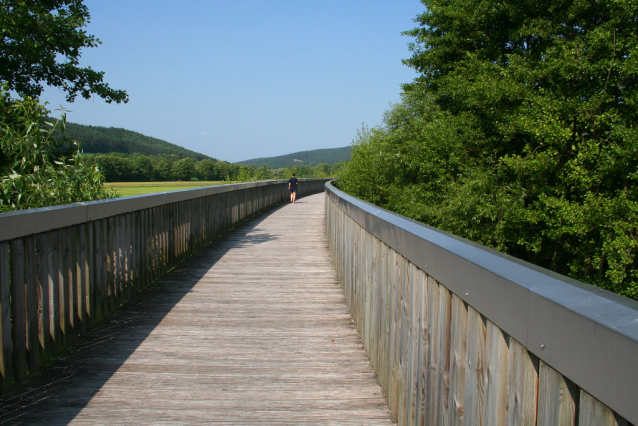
{"left": 0, "top": 205, "right": 283, "bottom": 425}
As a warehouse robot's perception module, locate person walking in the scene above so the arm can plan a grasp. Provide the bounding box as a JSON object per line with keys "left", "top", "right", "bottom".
{"left": 288, "top": 173, "right": 299, "bottom": 203}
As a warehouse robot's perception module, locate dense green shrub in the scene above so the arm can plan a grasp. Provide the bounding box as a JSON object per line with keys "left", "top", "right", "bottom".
{"left": 0, "top": 94, "right": 117, "bottom": 211}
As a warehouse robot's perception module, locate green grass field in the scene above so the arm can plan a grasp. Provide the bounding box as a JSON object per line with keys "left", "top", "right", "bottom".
{"left": 106, "top": 181, "right": 225, "bottom": 197}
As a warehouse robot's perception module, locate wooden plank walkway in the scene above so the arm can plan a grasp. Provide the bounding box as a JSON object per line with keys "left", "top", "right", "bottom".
{"left": 0, "top": 193, "right": 394, "bottom": 425}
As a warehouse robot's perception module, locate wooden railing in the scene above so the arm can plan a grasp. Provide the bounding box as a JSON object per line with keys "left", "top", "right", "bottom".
{"left": 0, "top": 179, "right": 329, "bottom": 393}
{"left": 325, "top": 181, "right": 637, "bottom": 426}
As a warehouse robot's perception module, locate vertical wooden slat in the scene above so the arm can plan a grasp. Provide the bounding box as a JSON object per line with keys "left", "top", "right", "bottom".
{"left": 67, "top": 226, "right": 78, "bottom": 346}
{"left": 100, "top": 219, "right": 109, "bottom": 319}
{"left": 10, "top": 239, "right": 26, "bottom": 382}
{"left": 425, "top": 276, "right": 441, "bottom": 426}
{"left": 157, "top": 206, "right": 162, "bottom": 279}
{"left": 436, "top": 285, "right": 452, "bottom": 426}
{"left": 78, "top": 223, "right": 88, "bottom": 335}
{"left": 115, "top": 215, "right": 123, "bottom": 308}
{"left": 398, "top": 257, "right": 410, "bottom": 426}
{"left": 379, "top": 236, "right": 390, "bottom": 395}
{"left": 124, "top": 213, "right": 131, "bottom": 303}
{"left": 139, "top": 210, "right": 147, "bottom": 290}
{"left": 416, "top": 269, "right": 429, "bottom": 426}
{"left": 406, "top": 262, "right": 420, "bottom": 426}
{"left": 48, "top": 230, "right": 61, "bottom": 356}
{"left": 57, "top": 228, "right": 69, "bottom": 350}
{"left": 92, "top": 221, "right": 103, "bottom": 324}
{"left": 390, "top": 249, "right": 403, "bottom": 420}
{"left": 447, "top": 293, "right": 468, "bottom": 425}
{"left": 179, "top": 203, "right": 184, "bottom": 262}
{"left": 107, "top": 217, "right": 115, "bottom": 313}
{"left": 0, "top": 242, "right": 14, "bottom": 393}
{"left": 579, "top": 390, "right": 628, "bottom": 426}
{"left": 463, "top": 306, "right": 486, "bottom": 426}
{"left": 164, "top": 205, "right": 170, "bottom": 273}
{"left": 537, "top": 360, "right": 577, "bottom": 426}
{"left": 24, "top": 236, "right": 39, "bottom": 372}
{"left": 483, "top": 320, "right": 509, "bottom": 426}
{"left": 86, "top": 220, "right": 95, "bottom": 329}
{"left": 506, "top": 338, "right": 539, "bottom": 426}
{"left": 36, "top": 233, "right": 51, "bottom": 364}
{"left": 149, "top": 208, "right": 156, "bottom": 284}
{"left": 144, "top": 209, "right": 150, "bottom": 288}
{"left": 133, "top": 211, "right": 141, "bottom": 296}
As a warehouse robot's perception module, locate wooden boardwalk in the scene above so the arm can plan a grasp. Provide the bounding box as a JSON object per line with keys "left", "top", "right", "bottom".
{"left": 0, "top": 193, "right": 394, "bottom": 425}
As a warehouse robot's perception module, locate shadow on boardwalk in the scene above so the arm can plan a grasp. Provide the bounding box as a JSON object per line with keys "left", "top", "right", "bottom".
{"left": 0, "top": 217, "right": 277, "bottom": 424}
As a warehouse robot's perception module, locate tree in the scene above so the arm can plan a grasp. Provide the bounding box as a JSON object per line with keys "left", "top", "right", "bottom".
{"left": 330, "top": 161, "right": 347, "bottom": 177}
{"left": 0, "top": 0, "right": 127, "bottom": 103}
{"left": 152, "top": 159, "right": 172, "bottom": 181}
{"left": 93, "top": 153, "right": 133, "bottom": 182}
{"left": 131, "top": 155, "right": 152, "bottom": 181}
{"left": 172, "top": 158, "right": 195, "bottom": 181}
{"left": 341, "top": 0, "right": 638, "bottom": 299}
{"left": 254, "top": 165, "right": 271, "bottom": 181}
{"left": 312, "top": 163, "right": 331, "bottom": 177}
{"left": 196, "top": 159, "right": 218, "bottom": 181}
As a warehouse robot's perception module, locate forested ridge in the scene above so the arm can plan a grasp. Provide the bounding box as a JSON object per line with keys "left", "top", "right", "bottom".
{"left": 60, "top": 121, "right": 213, "bottom": 160}
{"left": 339, "top": 0, "right": 638, "bottom": 299}
{"left": 238, "top": 146, "right": 352, "bottom": 168}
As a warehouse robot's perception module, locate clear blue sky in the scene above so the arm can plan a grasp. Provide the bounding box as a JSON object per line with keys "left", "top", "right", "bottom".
{"left": 40, "top": 1, "right": 426, "bottom": 163}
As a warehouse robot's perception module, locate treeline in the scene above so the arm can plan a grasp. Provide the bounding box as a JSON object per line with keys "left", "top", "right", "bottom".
{"left": 340, "top": 0, "right": 638, "bottom": 300}
{"left": 82, "top": 153, "right": 345, "bottom": 182}
{"left": 59, "top": 121, "right": 213, "bottom": 160}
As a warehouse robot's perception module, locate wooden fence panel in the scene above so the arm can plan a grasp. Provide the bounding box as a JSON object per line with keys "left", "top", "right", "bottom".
{"left": 325, "top": 193, "right": 634, "bottom": 426}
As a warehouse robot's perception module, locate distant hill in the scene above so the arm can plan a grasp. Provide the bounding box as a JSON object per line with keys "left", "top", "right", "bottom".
{"left": 59, "top": 121, "right": 213, "bottom": 160}
{"left": 238, "top": 146, "right": 351, "bottom": 168}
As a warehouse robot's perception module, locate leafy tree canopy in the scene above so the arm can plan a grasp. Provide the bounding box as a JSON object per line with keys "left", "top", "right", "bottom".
{"left": 340, "top": 0, "right": 638, "bottom": 299}
{"left": 0, "top": 0, "right": 127, "bottom": 103}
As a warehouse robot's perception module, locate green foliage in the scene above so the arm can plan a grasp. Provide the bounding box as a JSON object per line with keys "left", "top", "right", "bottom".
{"left": 312, "top": 163, "right": 331, "bottom": 177}
{"left": 172, "top": 158, "right": 195, "bottom": 181}
{"left": 0, "top": 94, "right": 117, "bottom": 211}
{"left": 238, "top": 146, "right": 352, "bottom": 168}
{"left": 340, "top": 0, "right": 638, "bottom": 300}
{"left": 153, "top": 159, "right": 172, "bottom": 181}
{"left": 88, "top": 153, "right": 232, "bottom": 182}
{"left": 196, "top": 159, "right": 218, "bottom": 181}
{"left": 0, "top": 0, "right": 127, "bottom": 103}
